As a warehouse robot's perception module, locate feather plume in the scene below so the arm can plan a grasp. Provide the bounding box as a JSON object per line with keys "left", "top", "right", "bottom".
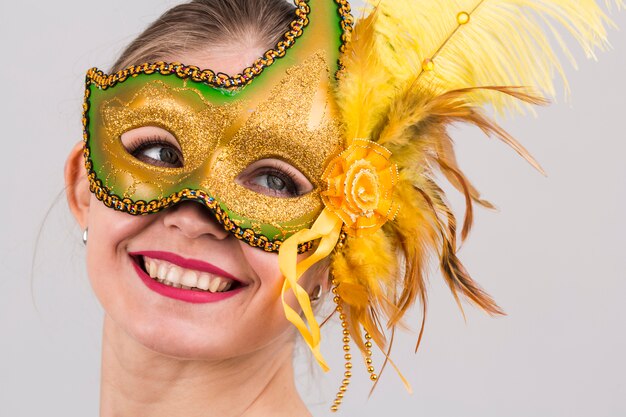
{"left": 331, "top": 0, "right": 621, "bottom": 387}
{"left": 369, "top": 0, "right": 621, "bottom": 115}
{"left": 336, "top": 9, "right": 396, "bottom": 143}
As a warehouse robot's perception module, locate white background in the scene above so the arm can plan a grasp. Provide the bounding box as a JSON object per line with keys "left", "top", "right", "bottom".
{"left": 0, "top": 1, "right": 625, "bottom": 416}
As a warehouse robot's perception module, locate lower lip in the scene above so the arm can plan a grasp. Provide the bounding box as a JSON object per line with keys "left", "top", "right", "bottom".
{"left": 132, "top": 261, "right": 244, "bottom": 304}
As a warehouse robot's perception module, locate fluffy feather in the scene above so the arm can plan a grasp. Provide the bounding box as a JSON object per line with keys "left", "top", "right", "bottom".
{"left": 331, "top": 0, "right": 620, "bottom": 386}
{"left": 369, "top": 0, "right": 621, "bottom": 115}
{"left": 336, "top": 9, "right": 396, "bottom": 144}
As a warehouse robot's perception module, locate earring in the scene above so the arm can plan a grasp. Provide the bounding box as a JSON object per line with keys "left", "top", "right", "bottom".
{"left": 82, "top": 228, "right": 88, "bottom": 245}
{"left": 310, "top": 285, "right": 323, "bottom": 301}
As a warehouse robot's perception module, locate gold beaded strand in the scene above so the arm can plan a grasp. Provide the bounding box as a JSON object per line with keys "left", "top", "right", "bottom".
{"left": 330, "top": 278, "right": 352, "bottom": 412}
{"left": 363, "top": 331, "right": 378, "bottom": 381}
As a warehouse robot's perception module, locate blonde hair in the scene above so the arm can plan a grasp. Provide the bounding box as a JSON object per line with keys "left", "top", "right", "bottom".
{"left": 111, "top": 0, "right": 295, "bottom": 72}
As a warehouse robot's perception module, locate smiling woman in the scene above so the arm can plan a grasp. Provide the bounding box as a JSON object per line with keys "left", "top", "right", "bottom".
{"left": 58, "top": 0, "right": 623, "bottom": 416}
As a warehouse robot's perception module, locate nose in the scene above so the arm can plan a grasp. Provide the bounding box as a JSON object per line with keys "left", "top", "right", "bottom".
{"left": 162, "top": 201, "right": 230, "bottom": 241}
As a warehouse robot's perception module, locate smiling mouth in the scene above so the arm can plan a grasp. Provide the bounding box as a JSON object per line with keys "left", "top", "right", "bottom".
{"left": 133, "top": 255, "right": 243, "bottom": 293}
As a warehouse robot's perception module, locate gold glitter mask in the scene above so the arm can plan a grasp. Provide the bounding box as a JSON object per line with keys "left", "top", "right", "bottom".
{"left": 83, "top": 1, "right": 352, "bottom": 253}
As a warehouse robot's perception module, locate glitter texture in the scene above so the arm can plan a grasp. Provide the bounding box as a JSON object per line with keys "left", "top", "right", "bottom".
{"left": 87, "top": 52, "right": 343, "bottom": 240}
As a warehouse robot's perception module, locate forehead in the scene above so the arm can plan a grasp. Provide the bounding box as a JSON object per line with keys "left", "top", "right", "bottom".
{"left": 163, "top": 45, "right": 269, "bottom": 76}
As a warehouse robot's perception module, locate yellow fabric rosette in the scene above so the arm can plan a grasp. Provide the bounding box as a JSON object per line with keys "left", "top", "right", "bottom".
{"left": 322, "top": 139, "right": 400, "bottom": 237}
{"left": 278, "top": 139, "right": 399, "bottom": 370}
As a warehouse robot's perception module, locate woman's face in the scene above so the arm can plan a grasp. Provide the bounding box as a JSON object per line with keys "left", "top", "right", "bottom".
{"left": 71, "top": 47, "right": 327, "bottom": 360}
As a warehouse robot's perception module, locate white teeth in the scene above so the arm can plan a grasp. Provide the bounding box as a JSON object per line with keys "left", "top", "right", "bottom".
{"left": 209, "top": 278, "right": 221, "bottom": 293}
{"left": 217, "top": 279, "right": 228, "bottom": 292}
{"left": 166, "top": 266, "right": 181, "bottom": 285}
{"left": 142, "top": 256, "right": 237, "bottom": 293}
{"left": 181, "top": 270, "right": 199, "bottom": 288}
{"left": 197, "top": 274, "right": 211, "bottom": 290}
{"left": 147, "top": 260, "right": 158, "bottom": 278}
{"left": 157, "top": 263, "right": 170, "bottom": 282}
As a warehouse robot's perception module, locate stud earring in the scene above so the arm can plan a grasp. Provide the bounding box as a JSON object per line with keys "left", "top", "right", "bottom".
{"left": 310, "top": 285, "right": 323, "bottom": 302}
{"left": 82, "top": 228, "right": 88, "bottom": 245}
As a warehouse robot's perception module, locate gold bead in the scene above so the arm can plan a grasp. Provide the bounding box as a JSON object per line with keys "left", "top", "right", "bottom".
{"left": 365, "top": 341, "right": 372, "bottom": 348}
{"left": 457, "top": 11, "right": 470, "bottom": 25}
{"left": 332, "top": 287, "right": 338, "bottom": 294}
{"left": 422, "top": 58, "right": 435, "bottom": 72}
{"left": 342, "top": 329, "right": 350, "bottom": 336}
{"left": 337, "top": 393, "right": 344, "bottom": 399}
{"left": 343, "top": 337, "right": 350, "bottom": 343}
{"left": 343, "top": 345, "right": 351, "bottom": 352}
{"left": 367, "top": 366, "right": 375, "bottom": 373}
{"left": 344, "top": 354, "right": 352, "bottom": 360}
{"left": 333, "top": 296, "right": 340, "bottom": 303}
{"left": 345, "top": 362, "right": 353, "bottom": 369}
{"left": 342, "top": 378, "right": 350, "bottom": 385}
{"left": 341, "top": 322, "right": 348, "bottom": 328}
{"left": 331, "top": 405, "right": 338, "bottom": 412}
{"left": 344, "top": 371, "right": 352, "bottom": 378}
{"left": 365, "top": 333, "right": 372, "bottom": 340}
{"left": 370, "top": 374, "right": 378, "bottom": 381}
{"left": 339, "top": 313, "right": 346, "bottom": 320}
{"left": 334, "top": 399, "right": 342, "bottom": 405}
{"left": 366, "top": 358, "right": 373, "bottom": 365}
{"left": 339, "top": 385, "right": 347, "bottom": 392}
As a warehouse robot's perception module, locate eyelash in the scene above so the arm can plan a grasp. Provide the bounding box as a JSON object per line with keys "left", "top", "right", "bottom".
{"left": 125, "top": 135, "right": 173, "bottom": 154}
{"left": 124, "top": 135, "right": 183, "bottom": 167}
{"left": 244, "top": 160, "right": 308, "bottom": 198}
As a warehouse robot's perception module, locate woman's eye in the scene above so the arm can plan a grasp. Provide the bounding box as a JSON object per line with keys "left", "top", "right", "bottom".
{"left": 251, "top": 172, "right": 296, "bottom": 195}
{"left": 132, "top": 143, "right": 183, "bottom": 168}
{"left": 120, "top": 126, "right": 183, "bottom": 168}
{"left": 237, "top": 159, "right": 313, "bottom": 198}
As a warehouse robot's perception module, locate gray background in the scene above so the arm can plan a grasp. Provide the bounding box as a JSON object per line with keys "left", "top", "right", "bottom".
{"left": 1, "top": 1, "right": 625, "bottom": 416}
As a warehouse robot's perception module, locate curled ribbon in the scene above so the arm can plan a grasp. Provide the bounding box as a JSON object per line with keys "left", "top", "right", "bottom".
{"left": 278, "top": 207, "right": 343, "bottom": 372}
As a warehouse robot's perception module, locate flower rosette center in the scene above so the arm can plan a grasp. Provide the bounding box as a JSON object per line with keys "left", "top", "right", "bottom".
{"left": 322, "top": 139, "right": 400, "bottom": 237}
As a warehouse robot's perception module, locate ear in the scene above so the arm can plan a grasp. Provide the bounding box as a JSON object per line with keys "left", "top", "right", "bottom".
{"left": 64, "top": 141, "right": 90, "bottom": 229}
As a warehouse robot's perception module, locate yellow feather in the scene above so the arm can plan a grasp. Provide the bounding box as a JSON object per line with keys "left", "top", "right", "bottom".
{"left": 369, "top": 0, "right": 621, "bottom": 115}
{"left": 336, "top": 9, "right": 396, "bottom": 143}
{"left": 329, "top": 0, "right": 621, "bottom": 389}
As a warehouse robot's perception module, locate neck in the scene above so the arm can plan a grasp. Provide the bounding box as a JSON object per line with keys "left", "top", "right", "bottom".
{"left": 99, "top": 316, "right": 310, "bottom": 417}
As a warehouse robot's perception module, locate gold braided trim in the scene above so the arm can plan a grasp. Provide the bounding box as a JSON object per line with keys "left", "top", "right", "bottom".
{"left": 86, "top": 0, "right": 353, "bottom": 90}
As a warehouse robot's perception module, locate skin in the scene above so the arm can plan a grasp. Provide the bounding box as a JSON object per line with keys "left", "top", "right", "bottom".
{"left": 65, "top": 45, "right": 328, "bottom": 417}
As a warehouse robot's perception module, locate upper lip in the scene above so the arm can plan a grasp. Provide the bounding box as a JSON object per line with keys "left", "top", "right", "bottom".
{"left": 129, "top": 250, "right": 245, "bottom": 284}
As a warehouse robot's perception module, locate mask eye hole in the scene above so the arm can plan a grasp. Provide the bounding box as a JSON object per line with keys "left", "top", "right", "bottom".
{"left": 121, "top": 126, "right": 184, "bottom": 168}
{"left": 236, "top": 158, "right": 313, "bottom": 198}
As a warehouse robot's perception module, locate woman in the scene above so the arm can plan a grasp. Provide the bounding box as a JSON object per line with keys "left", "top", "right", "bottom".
{"left": 62, "top": 0, "right": 620, "bottom": 415}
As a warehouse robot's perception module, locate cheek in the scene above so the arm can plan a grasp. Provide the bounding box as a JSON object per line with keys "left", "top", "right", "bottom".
{"left": 241, "top": 245, "right": 328, "bottom": 316}
{"left": 85, "top": 197, "right": 153, "bottom": 327}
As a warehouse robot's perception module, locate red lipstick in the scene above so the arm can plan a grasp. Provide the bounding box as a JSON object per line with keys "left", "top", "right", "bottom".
{"left": 130, "top": 251, "right": 245, "bottom": 304}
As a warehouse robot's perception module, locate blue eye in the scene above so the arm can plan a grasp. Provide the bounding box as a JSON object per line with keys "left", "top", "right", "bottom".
{"left": 251, "top": 170, "right": 297, "bottom": 196}
{"left": 237, "top": 159, "right": 313, "bottom": 198}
